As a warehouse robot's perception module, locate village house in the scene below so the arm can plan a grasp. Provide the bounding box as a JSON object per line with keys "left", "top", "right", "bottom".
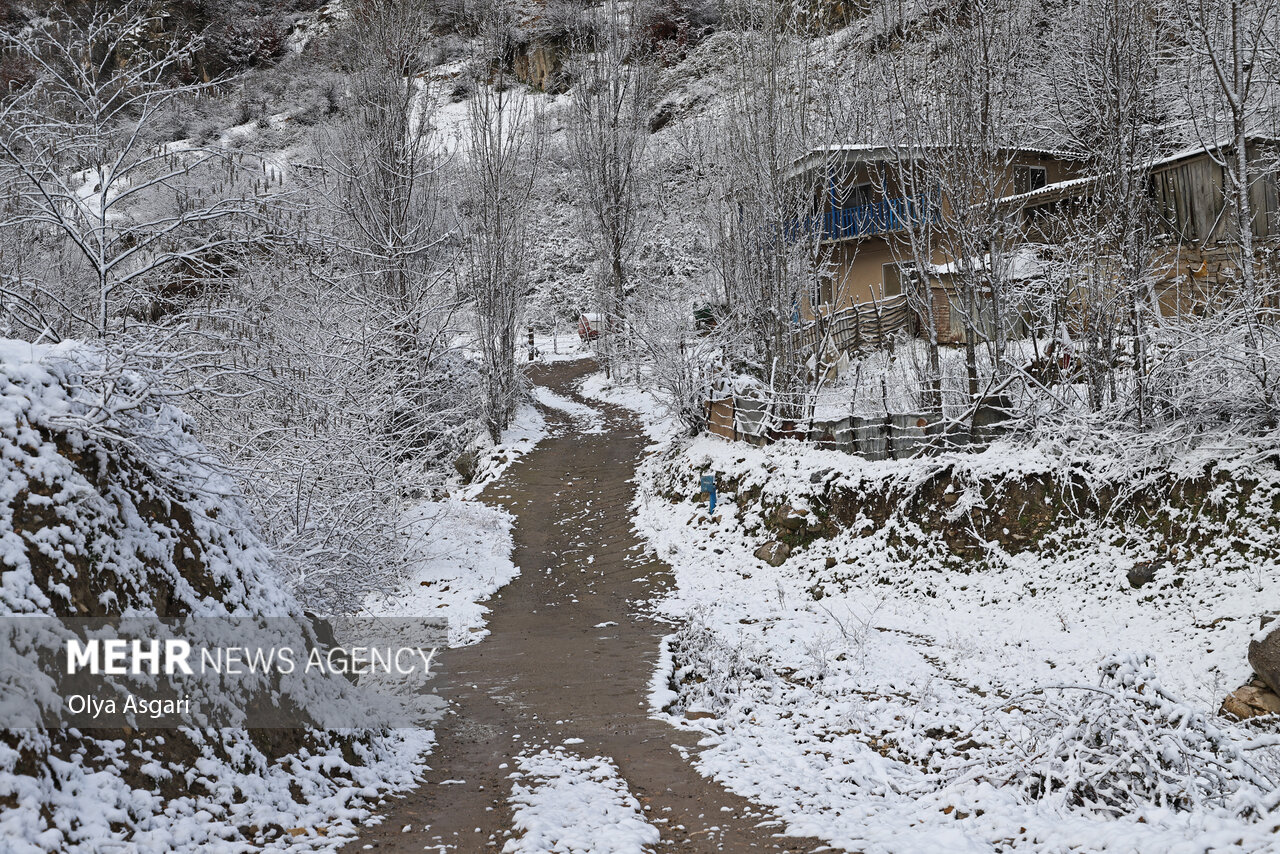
{"left": 790, "top": 145, "right": 1087, "bottom": 347}
{"left": 792, "top": 138, "right": 1280, "bottom": 353}
{"left": 1011, "top": 136, "right": 1280, "bottom": 317}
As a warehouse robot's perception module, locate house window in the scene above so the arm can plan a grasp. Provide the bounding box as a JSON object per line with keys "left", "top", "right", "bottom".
{"left": 882, "top": 262, "right": 917, "bottom": 298}
{"left": 1014, "top": 165, "right": 1048, "bottom": 195}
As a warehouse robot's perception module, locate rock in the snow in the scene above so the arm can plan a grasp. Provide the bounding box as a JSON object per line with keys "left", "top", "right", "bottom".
{"left": 1248, "top": 620, "right": 1280, "bottom": 696}
{"left": 453, "top": 449, "right": 479, "bottom": 484}
{"left": 775, "top": 505, "right": 809, "bottom": 532}
{"left": 1126, "top": 559, "right": 1163, "bottom": 589}
{"left": 512, "top": 43, "right": 567, "bottom": 92}
{"left": 754, "top": 541, "right": 791, "bottom": 567}
{"left": 1220, "top": 680, "right": 1280, "bottom": 720}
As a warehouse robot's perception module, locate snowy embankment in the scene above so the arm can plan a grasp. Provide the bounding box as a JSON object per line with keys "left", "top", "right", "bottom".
{"left": 360, "top": 398, "right": 548, "bottom": 651}
{"left": 0, "top": 340, "right": 429, "bottom": 852}
{"left": 635, "top": 431, "right": 1280, "bottom": 853}
{"left": 363, "top": 393, "right": 554, "bottom": 647}
{"left": 364, "top": 496, "right": 521, "bottom": 646}
{"left": 578, "top": 372, "right": 678, "bottom": 443}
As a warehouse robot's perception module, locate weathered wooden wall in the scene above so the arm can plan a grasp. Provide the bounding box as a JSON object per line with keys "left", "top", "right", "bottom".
{"left": 1151, "top": 145, "right": 1280, "bottom": 244}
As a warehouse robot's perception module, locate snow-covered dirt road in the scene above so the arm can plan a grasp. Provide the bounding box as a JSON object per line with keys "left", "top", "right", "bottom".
{"left": 343, "top": 360, "right": 824, "bottom": 853}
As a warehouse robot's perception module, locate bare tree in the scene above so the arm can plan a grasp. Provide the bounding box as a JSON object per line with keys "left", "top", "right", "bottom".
{"left": 929, "top": 0, "right": 1037, "bottom": 394}
{"left": 1180, "top": 0, "right": 1280, "bottom": 423}
{"left": 461, "top": 2, "right": 541, "bottom": 442}
{"left": 864, "top": 0, "right": 1034, "bottom": 418}
{"left": 566, "top": 0, "right": 651, "bottom": 379}
{"left": 709, "top": 0, "right": 821, "bottom": 422}
{"left": 1046, "top": 0, "right": 1168, "bottom": 420}
{"left": 0, "top": 2, "right": 268, "bottom": 339}
{"left": 860, "top": 14, "right": 946, "bottom": 414}
{"left": 326, "top": 0, "right": 460, "bottom": 451}
{"left": 1181, "top": 0, "right": 1277, "bottom": 296}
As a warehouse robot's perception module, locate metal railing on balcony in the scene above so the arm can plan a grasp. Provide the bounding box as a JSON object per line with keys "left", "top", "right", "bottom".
{"left": 821, "top": 194, "right": 935, "bottom": 240}
{"left": 776, "top": 192, "right": 938, "bottom": 244}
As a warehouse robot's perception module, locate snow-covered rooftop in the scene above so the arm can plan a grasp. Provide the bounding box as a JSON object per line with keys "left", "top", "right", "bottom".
{"left": 790, "top": 143, "right": 1084, "bottom": 179}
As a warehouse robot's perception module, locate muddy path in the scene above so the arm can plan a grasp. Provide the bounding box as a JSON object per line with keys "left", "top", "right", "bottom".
{"left": 342, "top": 361, "right": 828, "bottom": 853}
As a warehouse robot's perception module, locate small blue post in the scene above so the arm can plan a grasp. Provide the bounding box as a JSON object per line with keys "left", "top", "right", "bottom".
{"left": 700, "top": 474, "right": 717, "bottom": 515}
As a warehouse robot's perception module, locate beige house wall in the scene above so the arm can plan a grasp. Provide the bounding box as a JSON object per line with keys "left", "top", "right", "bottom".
{"left": 802, "top": 238, "right": 964, "bottom": 344}
{"left": 807, "top": 239, "right": 952, "bottom": 310}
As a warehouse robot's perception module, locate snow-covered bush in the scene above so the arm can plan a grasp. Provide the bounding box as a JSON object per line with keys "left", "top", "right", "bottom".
{"left": 0, "top": 340, "right": 291, "bottom": 618}
{"left": 663, "top": 616, "right": 774, "bottom": 716}
{"left": 0, "top": 340, "right": 431, "bottom": 851}
{"left": 987, "top": 654, "right": 1280, "bottom": 817}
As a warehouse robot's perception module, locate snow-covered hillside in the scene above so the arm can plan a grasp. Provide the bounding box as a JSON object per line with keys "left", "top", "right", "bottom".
{"left": 0, "top": 340, "right": 429, "bottom": 852}
{"left": 0, "top": 339, "right": 295, "bottom": 619}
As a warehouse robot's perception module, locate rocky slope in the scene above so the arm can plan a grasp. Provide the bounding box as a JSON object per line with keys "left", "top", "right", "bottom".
{"left": 0, "top": 340, "right": 428, "bottom": 852}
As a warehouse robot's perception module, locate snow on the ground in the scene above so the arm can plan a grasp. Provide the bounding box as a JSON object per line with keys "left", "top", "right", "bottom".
{"left": 462, "top": 401, "right": 547, "bottom": 498}
{"left": 365, "top": 496, "right": 518, "bottom": 646}
{"left": 368, "top": 397, "right": 552, "bottom": 645}
{"left": 503, "top": 746, "right": 660, "bottom": 854}
{"left": 635, "top": 433, "right": 1280, "bottom": 853}
{"left": 578, "top": 372, "right": 678, "bottom": 442}
{"left": 1, "top": 728, "right": 435, "bottom": 854}
{"left": 531, "top": 333, "right": 595, "bottom": 364}
{"left": 532, "top": 386, "right": 606, "bottom": 434}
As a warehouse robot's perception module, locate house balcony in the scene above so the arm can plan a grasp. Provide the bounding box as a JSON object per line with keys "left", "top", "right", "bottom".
{"left": 820, "top": 194, "right": 936, "bottom": 241}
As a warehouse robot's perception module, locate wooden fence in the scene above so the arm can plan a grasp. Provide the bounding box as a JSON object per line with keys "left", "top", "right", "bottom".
{"left": 797, "top": 294, "right": 912, "bottom": 356}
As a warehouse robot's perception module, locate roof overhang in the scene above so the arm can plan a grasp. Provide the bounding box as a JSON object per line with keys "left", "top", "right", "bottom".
{"left": 788, "top": 144, "right": 1084, "bottom": 182}
{"left": 994, "top": 134, "right": 1280, "bottom": 209}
